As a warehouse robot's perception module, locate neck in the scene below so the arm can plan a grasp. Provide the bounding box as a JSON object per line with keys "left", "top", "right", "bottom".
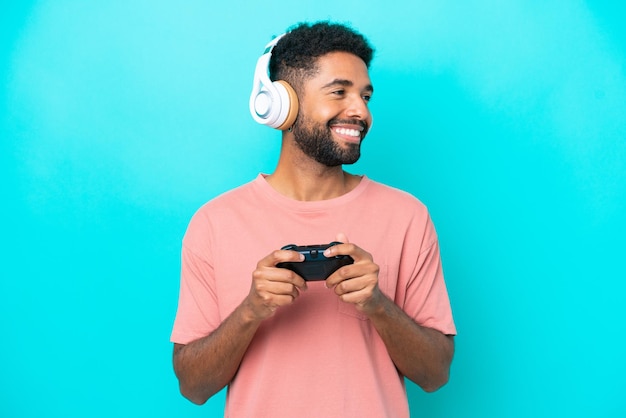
{"left": 266, "top": 139, "right": 361, "bottom": 201}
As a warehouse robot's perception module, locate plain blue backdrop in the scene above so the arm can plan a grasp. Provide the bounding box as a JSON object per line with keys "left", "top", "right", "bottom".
{"left": 2, "top": 1, "right": 625, "bottom": 417}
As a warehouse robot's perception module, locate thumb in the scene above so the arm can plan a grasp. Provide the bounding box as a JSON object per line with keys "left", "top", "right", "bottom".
{"left": 335, "top": 232, "right": 349, "bottom": 244}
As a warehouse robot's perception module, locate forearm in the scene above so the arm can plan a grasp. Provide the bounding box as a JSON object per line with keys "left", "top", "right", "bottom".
{"left": 173, "top": 299, "right": 262, "bottom": 404}
{"left": 366, "top": 295, "right": 454, "bottom": 392}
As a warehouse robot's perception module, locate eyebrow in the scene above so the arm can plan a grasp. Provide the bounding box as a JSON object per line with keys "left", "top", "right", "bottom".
{"left": 322, "top": 79, "right": 374, "bottom": 94}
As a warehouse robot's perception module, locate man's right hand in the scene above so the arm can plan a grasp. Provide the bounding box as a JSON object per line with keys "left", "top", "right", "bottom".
{"left": 244, "top": 249, "right": 308, "bottom": 321}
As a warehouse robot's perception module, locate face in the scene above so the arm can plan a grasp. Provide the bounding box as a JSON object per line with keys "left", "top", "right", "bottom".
{"left": 291, "top": 52, "right": 374, "bottom": 167}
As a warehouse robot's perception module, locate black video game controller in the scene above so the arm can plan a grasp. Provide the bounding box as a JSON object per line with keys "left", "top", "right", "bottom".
{"left": 277, "top": 242, "right": 354, "bottom": 281}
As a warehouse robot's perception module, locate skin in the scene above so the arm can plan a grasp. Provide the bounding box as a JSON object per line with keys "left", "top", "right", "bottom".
{"left": 173, "top": 51, "right": 454, "bottom": 405}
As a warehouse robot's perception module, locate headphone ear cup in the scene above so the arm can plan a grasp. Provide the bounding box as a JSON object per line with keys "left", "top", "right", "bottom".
{"left": 249, "top": 33, "right": 298, "bottom": 130}
{"left": 251, "top": 86, "right": 275, "bottom": 124}
{"left": 273, "top": 80, "right": 299, "bottom": 131}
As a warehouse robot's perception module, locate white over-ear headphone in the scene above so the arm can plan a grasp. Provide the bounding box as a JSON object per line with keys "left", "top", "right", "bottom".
{"left": 249, "top": 34, "right": 299, "bottom": 130}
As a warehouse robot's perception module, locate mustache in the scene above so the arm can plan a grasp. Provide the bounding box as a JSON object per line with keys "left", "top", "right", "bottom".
{"left": 328, "top": 118, "right": 368, "bottom": 131}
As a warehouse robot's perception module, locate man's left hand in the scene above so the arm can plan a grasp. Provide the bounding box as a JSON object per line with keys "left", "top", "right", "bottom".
{"left": 324, "top": 233, "right": 384, "bottom": 315}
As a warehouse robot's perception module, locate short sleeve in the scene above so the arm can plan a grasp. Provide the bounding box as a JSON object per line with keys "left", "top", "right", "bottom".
{"left": 170, "top": 216, "right": 222, "bottom": 344}
{"left": 402, "top": 214, "right": 456, "bottom": 336}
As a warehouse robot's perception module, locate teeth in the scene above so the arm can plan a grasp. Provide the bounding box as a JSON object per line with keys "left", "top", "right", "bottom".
{"left": 334, "top": 127, "right": 361, "bottom": 137}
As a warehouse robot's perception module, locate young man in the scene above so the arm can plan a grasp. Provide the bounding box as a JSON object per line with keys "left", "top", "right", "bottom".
{"left": 171, "top": 21, "right": 456, "bottom": 417}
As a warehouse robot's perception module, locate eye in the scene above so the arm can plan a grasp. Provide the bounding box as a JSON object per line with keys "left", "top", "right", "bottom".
{"left": 362, "top": 94, "right": 372, "bottom": 103}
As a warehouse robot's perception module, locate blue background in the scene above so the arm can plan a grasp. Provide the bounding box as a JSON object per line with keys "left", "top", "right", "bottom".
{"left": 2, "top": 1, "right": 625, "bottom": 417}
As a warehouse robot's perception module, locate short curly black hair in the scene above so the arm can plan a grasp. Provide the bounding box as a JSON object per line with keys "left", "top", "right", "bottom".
{"left": 269, "top": 21, "right": 375, "bottom": 93}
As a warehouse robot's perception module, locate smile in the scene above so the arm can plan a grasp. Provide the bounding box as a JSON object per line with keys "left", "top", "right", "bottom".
{"left": 332, "top": 127, "right": 362, "bottom": 138}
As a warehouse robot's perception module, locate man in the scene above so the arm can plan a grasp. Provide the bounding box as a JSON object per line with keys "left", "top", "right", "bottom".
{"left": 171, "top": 21, "right": 456, "bottom": 417}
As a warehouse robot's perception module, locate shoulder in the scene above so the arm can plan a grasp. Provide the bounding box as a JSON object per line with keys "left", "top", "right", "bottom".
{"left": 192, "top": 179, "right": 257, "bottom": 218}
{"left": 360, "top": 178, "right": 436, "bottom": 241}
{"left": 362, "top": 177, "right": 429, "bottom": 214}
{"left": 183, "top": 179, "right": 258, "bottom": 241}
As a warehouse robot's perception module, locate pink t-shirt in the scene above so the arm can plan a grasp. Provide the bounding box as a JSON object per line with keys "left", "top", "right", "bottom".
{"left": 171, "top": 174, "right": 456, "bottom": 417}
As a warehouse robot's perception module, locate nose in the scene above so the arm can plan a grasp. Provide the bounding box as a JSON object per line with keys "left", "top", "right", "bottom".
{"left": 345, "top": 94, "right": 371, "bottom": 122}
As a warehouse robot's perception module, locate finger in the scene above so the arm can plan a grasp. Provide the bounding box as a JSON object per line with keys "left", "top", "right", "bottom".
{"left": 257, "top": 249, "right": 307, "bottom": 287}
{"left": 337, "top": 285, "right": 370, "bottom": 304}
{"left": 332, "top": 274, "right": 364, "bottom": 296}
{"left": 335, "top": 232, "right": 349, "bottom": 244}
{"left": 251, "top": 291, "right": 298, "bottom": 319}
{"left": 325, "top": 260, "right": 379, "bottom": 289}
{"left": 258, "top": 249, "right": 305, "bottom": 268}
{"left": 254, "top": 263, "right": 307, "bottom": 292}
{"left": 255, "top": 279, "right": 301, "bottom": 300}
{"left": 323, "top": 241, "right": 371, "bottom": 263}
{"left": 325, "top": 263, "right": 350, "bottom": 289}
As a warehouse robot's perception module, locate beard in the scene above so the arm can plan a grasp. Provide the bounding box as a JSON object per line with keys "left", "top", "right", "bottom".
{"left": 291, "top": 115, "right": 365, "bottom": 167}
